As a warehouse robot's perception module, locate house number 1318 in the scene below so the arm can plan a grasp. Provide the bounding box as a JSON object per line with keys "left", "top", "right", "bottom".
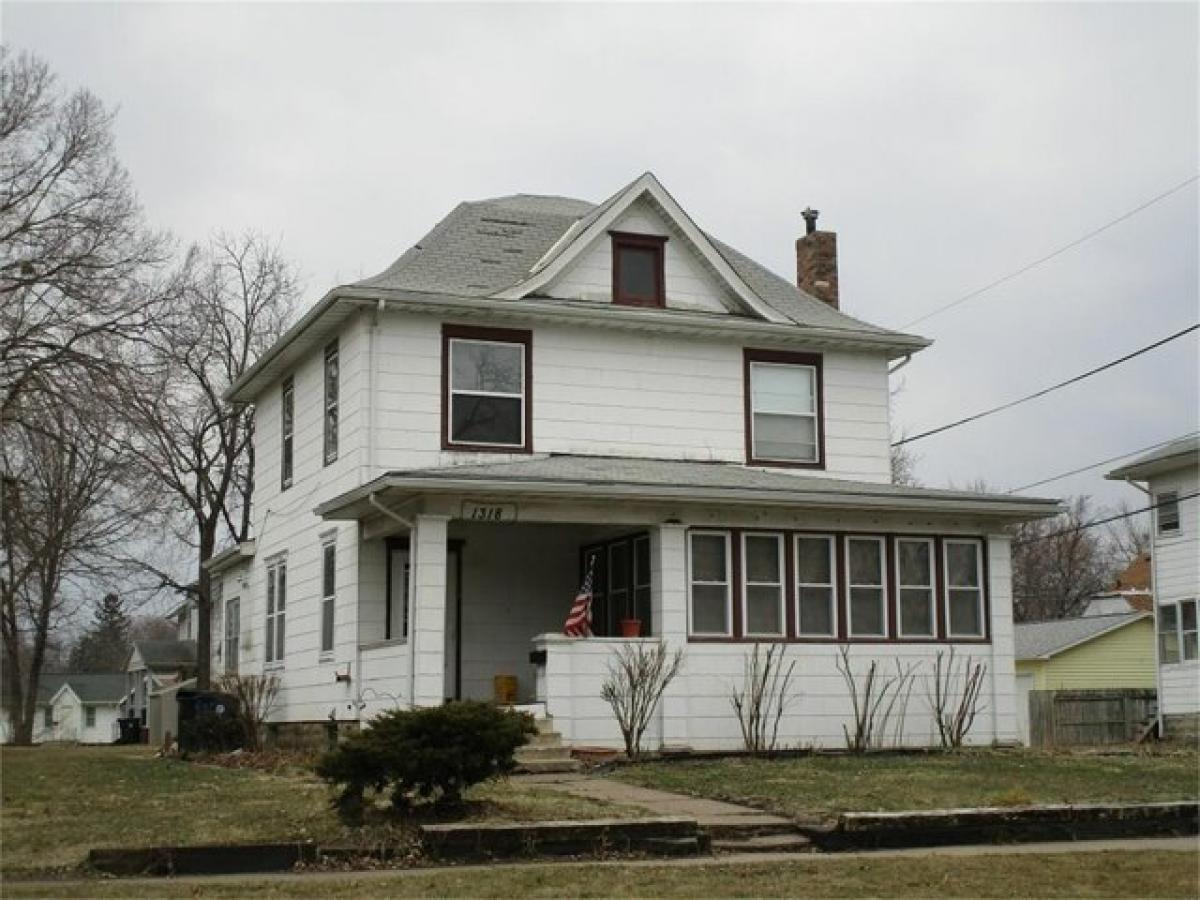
{"left": 462, "top": 502, "right": 516, "bottom": 523}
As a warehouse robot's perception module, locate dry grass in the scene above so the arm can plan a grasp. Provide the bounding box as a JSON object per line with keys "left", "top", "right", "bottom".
{"left": 613, "top": 749, "right": 1200, "bottom": 819}
{"left": 4, "top": 850, "right": 1198, "bottom": 898}
{"left": 0, "top": 744, "right": 636, "bottom": 876}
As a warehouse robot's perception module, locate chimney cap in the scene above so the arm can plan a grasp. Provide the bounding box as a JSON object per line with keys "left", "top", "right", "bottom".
{"left": 801, "top": 207, "right": 820, "bottom": 235}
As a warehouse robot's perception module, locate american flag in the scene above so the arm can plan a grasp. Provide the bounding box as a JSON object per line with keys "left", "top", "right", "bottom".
{"left": 563, "top": 561, "right": 595, "bottom": 637}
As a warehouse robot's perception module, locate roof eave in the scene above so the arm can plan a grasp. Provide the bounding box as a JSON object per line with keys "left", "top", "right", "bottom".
{"left": 315, "top": 472, "right": 1060, "bottom": 521}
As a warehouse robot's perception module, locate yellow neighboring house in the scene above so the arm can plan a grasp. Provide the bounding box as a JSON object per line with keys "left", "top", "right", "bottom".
{"left": 1014, "top": 607, "right": 1155, "bottom": 691}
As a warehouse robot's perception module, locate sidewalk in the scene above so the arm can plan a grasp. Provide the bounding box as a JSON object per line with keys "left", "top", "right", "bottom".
{"left": 514, "top": 772, "right": 795, "bottom": 832}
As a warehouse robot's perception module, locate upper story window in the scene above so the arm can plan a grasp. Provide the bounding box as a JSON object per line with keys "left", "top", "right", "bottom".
{"left": 1157, "top": 491, "right": 1180, "bottom": 534}
{"left": 280, "top": 376, "right": 294, "bottom": 490}
{"left": 320, "top": 539, "right": 336, "bottom": 656}
{"left": 745, "top": 350, "right": 823, "bottom": 468}
{"left": 611, "top": 231, "right": 666, "bottom": 307}
{"left": 323, "top": 342, "right": 339, "bottom": 465}
{"left": 443, "top": 324, "right": 532, "bottom": 452}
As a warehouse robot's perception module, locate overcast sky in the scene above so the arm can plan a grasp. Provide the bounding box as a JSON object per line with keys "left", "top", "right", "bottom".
{"left": 7, "top": 2, "right": 1198, "bottom": 513}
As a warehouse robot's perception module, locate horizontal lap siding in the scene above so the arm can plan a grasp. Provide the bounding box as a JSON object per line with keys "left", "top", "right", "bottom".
{"left": 1037, "top": 621, "right": 1156, "bottom": 690}
{"left": 373, "top": 313, "right": 892, "bottom": 481}
{"left": 1150, "top": 469, "right": 1199, "bottom": 716}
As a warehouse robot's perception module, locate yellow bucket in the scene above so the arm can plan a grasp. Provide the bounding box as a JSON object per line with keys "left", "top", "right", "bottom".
{"left": 493, "top": 675, "right": 518, "bottom": 705}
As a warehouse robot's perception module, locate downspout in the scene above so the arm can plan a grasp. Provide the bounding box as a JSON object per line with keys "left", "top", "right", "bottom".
{"left": 888, "top": 353, "right": 913, "bottom": 376}
{"left": 1123, "top": 476, "right": 1164, "bottom": 738}
{"left": 354, "top": 299, "right": 385, "bottom": 727}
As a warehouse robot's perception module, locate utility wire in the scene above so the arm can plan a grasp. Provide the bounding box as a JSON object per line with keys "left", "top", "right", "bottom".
{"left": 1007, "top": 431, "right": 1200, "bottom": 494}
{"left": 1012, "top": 491, "right": 1199, "bottom": 547}
{"left": 898, "top": 174, "right": 1200, "bottom": 331}
{"left": 892, "top": 323, "right": 1199, "bottom": 447}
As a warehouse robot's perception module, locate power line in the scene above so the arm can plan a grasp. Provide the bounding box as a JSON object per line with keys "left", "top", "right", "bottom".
{"left": 1007, "top": 431, "right": 1200, "bottom": 494}
{"left": 1012, "top": 491, "right": 1198, "bottom": 547}
{"left": 898, "top": 174, "right": 1200, "bottom": 331}
{"left": 892, "top": 323, "right": 1199, "bottom": 447}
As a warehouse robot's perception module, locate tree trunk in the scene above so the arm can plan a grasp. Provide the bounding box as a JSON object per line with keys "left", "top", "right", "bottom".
{"left": 196, "top": 524, "right": 215, "bottom": 690}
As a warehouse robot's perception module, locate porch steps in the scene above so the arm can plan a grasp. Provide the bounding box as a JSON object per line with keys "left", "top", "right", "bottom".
{"left": 711, "top": 833, "right": 812, "bottom": 854}
{"left": 706, "top": 818, "right": 813, "bottom": 855}
{"left": 514, "top": 716, "right": 580, "bottom": 774}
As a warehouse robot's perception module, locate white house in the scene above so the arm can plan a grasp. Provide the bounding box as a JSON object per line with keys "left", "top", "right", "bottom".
{"left": 0, "top": 673, "right": 67, "bottom": 743}
{"left": 1, "top": 673, "right": 124, "bottom": 744}
{"left": 1108, "top": 435, "right": 1200, "bottom": 739}
{"left": 206, "top": 172, "right": 1059, "bottom": 751}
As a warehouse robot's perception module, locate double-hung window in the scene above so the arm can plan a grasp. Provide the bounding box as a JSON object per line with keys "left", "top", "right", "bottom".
{"left": 846, "top": 537, "right": 887, "bottom": 638}
{"left": 43, "top": 706, "right": 52, "bottom": 728}
{"left": 1159, "top": 604, "right": 1180, "bottom": 664}
{"left": 1180, "top": 599, "right": 1198, "bottom": 662}
{"left": 444, "top": 326, "right": 531, "bottom": 451}
{"left": 1157, "top": 492, "right": 1180, "bottom": 534}
{"left": 85, "top": 706, "right": 96, "bottom": 728}
{"left": 611, "top": 231, "right": 666, "bottom": 307}
{"left": 320, "top": 540, "right": 336, "bottom": 656}
{"left": 689, "top": 531, "right": 732, "bottom": 636}
{"left": 224, "top": 597, "right": 240, "bottom": 674}
{"left": 742, "top": 533, "right": 785, "bottom": 636}
{"left": 944, "top": 539, "right": 985, "bottom": 638}
{"left": 746, "top": 351, "right": 822, "bottom": 466}
{"left": 323, "top": 342, "right": 339, "bottom": 465}
{"left": 795, "top": 535, "right": 836, "bottom": 637}
{"left": 265, "top": 559, "right": 287, "bottom": 665}
{"left": 280, "top": 376, "right": 294, "bottom": 490}
{"left": 896, "top": 538, "right": 936, "bottom": 638}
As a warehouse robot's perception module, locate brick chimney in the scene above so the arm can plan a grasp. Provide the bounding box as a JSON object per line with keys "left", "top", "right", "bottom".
{"left": 796, "top": 207, "right": 839, "bottom": 309}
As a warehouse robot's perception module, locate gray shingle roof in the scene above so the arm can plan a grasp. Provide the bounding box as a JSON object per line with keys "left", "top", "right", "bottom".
{"left": 61, "top": 673, "right": 127, "bottom": 704}
{"left": 1014, "top": 613, "right": 1149, "bottom": 660}
{"left": 133, "top": 640, "right": 197, "bottom": 671}
{"left": 35, "top": 673, "right": 70, "bottom": 703}
{"left": 316, "top": 454, "right": 1059, "bottom": 520}
{"left": 354, "top": 190, "right": 894, "bottom": 336}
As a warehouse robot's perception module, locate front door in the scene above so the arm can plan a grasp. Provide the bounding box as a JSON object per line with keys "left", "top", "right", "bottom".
{"left": 444, "top": 545, "right": 461, "bottom": 701}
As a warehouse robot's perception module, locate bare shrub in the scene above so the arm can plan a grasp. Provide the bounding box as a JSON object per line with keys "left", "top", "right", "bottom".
{"left": 835, "top": 646, "right": 919, "bottom": 752}
{"left": 730, "top": 643, "right": 799, "bottom": 755}
{"left": 600, "top": 641, "right": 683, "bottom": 759}
{"left": 217, "top": 671, "right": 280, "bottom": 751}
{"left": 927, "top": 647, "right": 987, "bottom": 748}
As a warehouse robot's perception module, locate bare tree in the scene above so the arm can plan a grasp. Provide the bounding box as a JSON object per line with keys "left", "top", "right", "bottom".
{"left": 1010, "top": 495, "right": 1115, "bottom": 622}
{"left": 0, "top": 48, "right": 168, "bottom": 420}
{"left": 1106, "top": 499, "right": 1152, "bottom": 573}
{"left": 729, "top": 643, "right": 800, "bottom": 755}
{"left": 835, "top": 646, "right": 919, "bottom": 752}
{"left": 217, "top": 671, "right": 280, "bottom": 751}
{"left": 889, "top": 381, "right": 921, "bottom": 486}
{"left": 926, "top": 648, "right": 987, "bottom": 749}
{"left": 600, "top": 641, "right": 683, "bottom": 759}
{"left": 123, "top": 233, "right": 297, "bottom": 687}
{"left": 0, "top": 393, "right": 150, "bottom": 743}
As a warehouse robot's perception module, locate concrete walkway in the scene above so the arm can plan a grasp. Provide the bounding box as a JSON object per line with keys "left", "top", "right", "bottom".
{"left": 514, "top": 772, "right": 795, "bottom": 832}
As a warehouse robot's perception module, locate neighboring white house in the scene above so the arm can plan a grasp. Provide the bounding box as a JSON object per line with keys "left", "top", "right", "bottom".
{"left": 205, "top": 172, "right": 1059, "bottom": 751}
{"left": 46, "top": 674, "right": 126, "bottom": 744}
{"left": 1, "top": 673, "right": 124, "bottom": 744}
{"left": 124, "top": 640, "right": 197, "bottom": 724}
{"left": 1108, "top": 435, "right": 1200, "bottom": 739}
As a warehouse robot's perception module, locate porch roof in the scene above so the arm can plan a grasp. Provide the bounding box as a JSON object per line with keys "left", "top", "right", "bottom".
{"left": 315, "top": 454, "right": 1060, "bottom": 520}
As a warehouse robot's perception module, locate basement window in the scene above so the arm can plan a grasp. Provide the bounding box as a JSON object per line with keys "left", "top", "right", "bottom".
{"left": 611, "top": 232, "right": 666, "bottom": 307}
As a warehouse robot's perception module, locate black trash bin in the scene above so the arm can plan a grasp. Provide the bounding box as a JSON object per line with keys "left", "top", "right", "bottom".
{"left": 116, "top": 717, "right": 141, "bottom": 745}
{"left": 176, "top": 689, "right": 243, "bottom": 754}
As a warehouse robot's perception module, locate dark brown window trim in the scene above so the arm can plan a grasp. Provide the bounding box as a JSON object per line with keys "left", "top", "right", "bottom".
{"left": 743, "top": 348, "right": 826, "bottom": 470}
{"left": 686, "top": 528, "right": 992, "bottom": 645}
{"left": 280, "top": 374, "right": 295, "bottom": 492}
{"left": 610, "top": 231, "right": 667, "bottom": 308}
{"left": 441, "top": 323, "right": 533, "bottom": 454}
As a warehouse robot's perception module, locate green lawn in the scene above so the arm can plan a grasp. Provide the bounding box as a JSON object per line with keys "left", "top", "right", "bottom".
{"left": 613, "top": 750, "right": 1200, "bottom": 819}
{"left": 5, "top": 851, "right": 1198, "bottom": 898}
{"left": 0, "top": 745, "right": 635, "bottom": 876}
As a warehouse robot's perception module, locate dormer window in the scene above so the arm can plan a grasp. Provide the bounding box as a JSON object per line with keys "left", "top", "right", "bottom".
{"left": 611, "top": 231, "right": 666, "bottom": 307}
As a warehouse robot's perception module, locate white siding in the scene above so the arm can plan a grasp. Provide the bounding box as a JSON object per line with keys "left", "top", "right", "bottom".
{"left": 548, "top": 198, "right": 735, "bottom": 314}
{"left": 1150, "top": 467, "right": 1199, "bottom": 717}
{"left": 372, "top": 313, "right": 893, "bottom": 482}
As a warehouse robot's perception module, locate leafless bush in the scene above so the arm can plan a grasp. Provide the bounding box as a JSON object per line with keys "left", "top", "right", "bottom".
{"left": 600, "top": 641, "right": 683, "bottom": 759}
{"left": 730, "top": 643, "right": 799, "bottom": 755}
{"left": 217, "top": 671, "right": 280, "bottom": 751}
{"left": 927, "top": 647, "right": 987, "bottom": 748}
{"left": 836, "top": 646, "right": 919, "bottom": 752}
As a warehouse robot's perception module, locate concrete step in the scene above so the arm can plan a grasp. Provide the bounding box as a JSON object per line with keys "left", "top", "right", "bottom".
{"left": 535, "top": 717, "right": 555, "bottom": 735}
{"left": 525, "top": 731, "right": 563, "bottom": 748}
{"left": 513, "top": 758, "right": 581, "bottom": 775}
{"left": 703, "top": 815, "right": 801, "bottom": 839}
{"left": 712, "top": 833, "right": 812, "bottom": 854}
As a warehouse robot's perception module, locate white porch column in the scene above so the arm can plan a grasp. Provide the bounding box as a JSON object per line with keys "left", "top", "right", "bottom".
{"left": 410, "top": 514, "right": 449, "bottom": 708}
{"left": 652, "top": 523, "right": 690, "bottom": 747}
{"left": 987, "top": 533, "right": 1019, "bottom": 744}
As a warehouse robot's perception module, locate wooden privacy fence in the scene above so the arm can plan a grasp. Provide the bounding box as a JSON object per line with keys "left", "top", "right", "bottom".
{"left": 1028, "top": 689, "right": 1157, "bottom": 747}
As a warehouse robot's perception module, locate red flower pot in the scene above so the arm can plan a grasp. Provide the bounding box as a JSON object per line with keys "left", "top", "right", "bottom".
{"left": 619, "top": 618, "right": 642, "bottom": 638}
